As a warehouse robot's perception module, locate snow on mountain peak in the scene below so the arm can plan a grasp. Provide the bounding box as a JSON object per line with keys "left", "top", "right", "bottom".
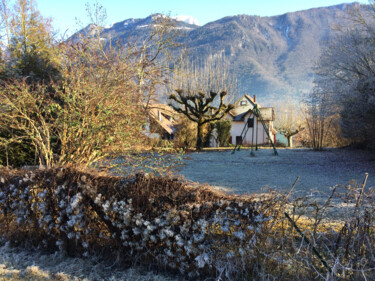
{"left": 173, "top": 15, "right": 199, "bottom": 26}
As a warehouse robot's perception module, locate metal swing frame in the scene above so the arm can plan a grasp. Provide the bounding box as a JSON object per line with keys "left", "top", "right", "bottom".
{"left": 232, "top": 104, "right": 278, "bottom": 156}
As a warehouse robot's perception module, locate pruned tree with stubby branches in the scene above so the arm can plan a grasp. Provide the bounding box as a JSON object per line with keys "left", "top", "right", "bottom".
{"left": 274, "top": 103, "right": 305, "bottom": 148}
{"left": 167, "top": 54, "right": 237, "bottom": 150}
{"left": 169, "top": 90, "right": 233, "bottom": 150}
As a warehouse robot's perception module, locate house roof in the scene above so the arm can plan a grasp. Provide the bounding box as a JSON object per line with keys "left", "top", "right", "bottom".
{"left": 244, "top": 94, "right": 261, "bottom": 108}
{"left": 147, "top": 104, "right": 176, "bottom": 135}
{"left": 232, "top": 110, "right": 252, "bottom": 121}
{"left": 229, "top": 94, "right": 259, "bottom": 119}
{"left": 229, "top": 95, "right": 275, "bottom": 121}
{"left": 147, "top": 104, "right": 176, "bottom": 117}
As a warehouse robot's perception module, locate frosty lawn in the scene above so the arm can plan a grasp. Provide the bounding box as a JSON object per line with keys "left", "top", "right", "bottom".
{"left": 178, "top": 148, "right": 375, "bottom": 197}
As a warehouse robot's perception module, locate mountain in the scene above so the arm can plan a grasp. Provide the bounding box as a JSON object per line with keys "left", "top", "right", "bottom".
{"left": 77, "top": 3, "right": 365, "bottom": 105}
{"left": 96, "top": 14, "right": 198, "bottom": 42}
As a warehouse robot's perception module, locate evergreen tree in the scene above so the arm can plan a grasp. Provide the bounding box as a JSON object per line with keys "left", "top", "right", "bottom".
{"left": 7, "top": 0, "right": 59, "bottom": 83}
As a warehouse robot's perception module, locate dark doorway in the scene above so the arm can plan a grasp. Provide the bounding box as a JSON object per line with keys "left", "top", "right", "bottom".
{"left": 236, "top": 136, "right": 242, "bottom": 145}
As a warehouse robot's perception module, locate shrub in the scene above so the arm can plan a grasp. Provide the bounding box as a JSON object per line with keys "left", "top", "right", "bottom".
{"left": 1, "top": 168, "right": 375, "bottom": 280}
{"left": 0, "top": 167, "right": 277, "bottom": 279}
{"left": 173, "top": 117, "right": 197, "bottom": 150}
{"left": 215, "top": 119, "right": 232, "bottom": 147}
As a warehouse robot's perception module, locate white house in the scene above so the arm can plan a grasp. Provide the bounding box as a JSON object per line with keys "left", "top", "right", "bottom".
{"left": 225, "top": 94, "right": 276, "bottom": 146}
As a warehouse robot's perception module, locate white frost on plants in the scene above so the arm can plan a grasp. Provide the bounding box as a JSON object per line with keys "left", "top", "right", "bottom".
{"left": 195, "top": 252, "right": 209, "bottom": 268}
{"left": 70, "top": 193, "right": 82, "bottom": 209}
{"left": 234, "top": 231, "right": 245, "bottom": 240}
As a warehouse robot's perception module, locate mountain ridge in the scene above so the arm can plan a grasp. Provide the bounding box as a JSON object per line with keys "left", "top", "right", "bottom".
{"left": 79, "top": 2, "right": 365, "bottom": 105}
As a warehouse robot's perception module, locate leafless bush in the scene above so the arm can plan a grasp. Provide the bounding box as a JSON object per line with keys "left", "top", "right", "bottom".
{"left": 0, "top": 168, "right": 374, "bottom": 280}
{"left": 0, "top": 167, "right": 278, "bottom": 280}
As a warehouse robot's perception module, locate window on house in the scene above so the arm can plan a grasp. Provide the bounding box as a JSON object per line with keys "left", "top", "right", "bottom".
{"left": 240, "top": 100, "right": 247, "bottom": 106}
{"left": 247, "top": 118, "right": 254, "bottom": 128}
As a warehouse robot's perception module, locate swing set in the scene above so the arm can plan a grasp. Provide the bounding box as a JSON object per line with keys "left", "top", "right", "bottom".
{"left": 232, "top": 104, "right": 278, "bottom": 156}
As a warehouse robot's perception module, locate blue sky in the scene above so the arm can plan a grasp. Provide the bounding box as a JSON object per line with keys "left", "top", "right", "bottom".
{"left": 34, "top": 0, "right": 368, "bottom": 36}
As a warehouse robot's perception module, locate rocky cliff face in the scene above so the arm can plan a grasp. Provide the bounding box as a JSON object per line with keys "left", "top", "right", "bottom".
{"left": 180, "top": 3, "right": 361, "bottom": 104}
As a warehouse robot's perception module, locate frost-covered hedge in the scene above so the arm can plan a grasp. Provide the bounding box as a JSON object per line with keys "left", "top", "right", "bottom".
{"left": 0, "top": 167, "right": 281, "bottom": 280}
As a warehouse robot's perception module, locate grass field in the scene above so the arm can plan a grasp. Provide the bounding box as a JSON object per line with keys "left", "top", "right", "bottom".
{"left": 178, "top": 148, "right": 375, "bottom": 196}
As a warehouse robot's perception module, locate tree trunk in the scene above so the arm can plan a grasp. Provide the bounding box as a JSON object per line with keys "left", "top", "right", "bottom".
{"left": 196, "top": 123, "right": 204, "bottom": 150}
{"left": 287, "top": 135, "right": 293, "bottom": 148}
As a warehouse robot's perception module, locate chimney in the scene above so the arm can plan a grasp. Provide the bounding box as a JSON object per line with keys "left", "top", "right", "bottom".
{"left": 158, "top": 110, "right": 162, "bottom": 121}
{"left": 253, "top": 95, "right": 256, "bottom": 103}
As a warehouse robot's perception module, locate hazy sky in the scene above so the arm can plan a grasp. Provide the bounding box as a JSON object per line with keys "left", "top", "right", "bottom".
{"left": 34, "top": 0, "right": 368, "bottom": 36}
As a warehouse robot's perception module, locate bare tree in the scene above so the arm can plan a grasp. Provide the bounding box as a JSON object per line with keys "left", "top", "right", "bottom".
{"left": 170, "top": 53, "right": 238, "bottom": 103}
{"left": 78, "top": 6, "right": 181, "bottom": 109}
{"left": 274, "top": 103, "right": 305, "bottom": 148}
{"left": 136, "top": 14, "right": 181, "bottom": 108}
{"left": 311, "top": 4, "right": 375, "bottom": 150}
{"left": 168, "top": 55, "right": 237, "bottom": 150}
{"left": 304, "top": 87, "right": 335, "bottom": 150}
{"left": 169, "top": 90, "right": 233, "bottom": 150}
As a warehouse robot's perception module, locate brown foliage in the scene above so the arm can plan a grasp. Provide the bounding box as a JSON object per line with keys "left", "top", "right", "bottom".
{"left": 0, "top": 167, "right": 276, "bottom": 279}
{"left": 1, "top": 168, "right": 375, "bottom": 280}
{"left": 55, "top": 40, "right": 146, "bottom": 166}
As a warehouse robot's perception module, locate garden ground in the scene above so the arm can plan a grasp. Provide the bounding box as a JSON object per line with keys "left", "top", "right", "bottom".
{"left": 177, "top": 148, "right": 375, "bottom": 197}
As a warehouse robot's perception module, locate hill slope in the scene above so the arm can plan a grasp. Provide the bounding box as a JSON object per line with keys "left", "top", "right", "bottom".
{"left": 82, "top": 2, "right": 364, "bottom": 104}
